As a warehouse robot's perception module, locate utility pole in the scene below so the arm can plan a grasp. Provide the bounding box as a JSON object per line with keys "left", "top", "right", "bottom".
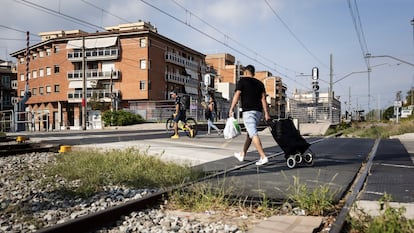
{"left": 395, "top": 91, "right": 402, "bottom": 124}
{"left": 411, "top": 18, "right": 414, "bottom": 107}
{"left": 236, "top": 61, "right": 240, "bottom": 122}
{"left": 312, "top": 67, "right": 319, "bottom": 123}
{"left": 329, "top": 54, "right": 333, "bottom": 124}
{"left": 82, "top": 37, "right": 87, "bottom": 130}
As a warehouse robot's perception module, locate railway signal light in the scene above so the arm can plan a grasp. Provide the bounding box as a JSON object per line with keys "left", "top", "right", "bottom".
{"left": 312, "top": 81, "right": 319, "bottom": 91}
{"left": 312, "top": 67, "right": 319, "bottom": 80}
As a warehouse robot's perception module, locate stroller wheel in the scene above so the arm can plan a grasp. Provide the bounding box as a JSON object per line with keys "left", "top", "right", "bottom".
{"left": 286, "top": 156, "right": 296, "bottom": 169}
{"left": 295, "top": 153, "right": 302, "bottom": 164}
{"left": 304, "top": 152, "right": 314, "bottom": 165}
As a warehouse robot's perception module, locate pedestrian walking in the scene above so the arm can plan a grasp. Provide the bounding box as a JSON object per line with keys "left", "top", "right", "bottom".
{"left": 206, "top": 96, "right": 222, "bottom": 135}
{"left": 228, "top": 64, "right": 270, "bottom": 165}
{"left": 170, "top": 90, "right": 194, "bottom": 139}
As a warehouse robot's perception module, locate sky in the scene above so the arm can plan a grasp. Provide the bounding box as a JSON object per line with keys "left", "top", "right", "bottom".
{"left": 1, "top": 0, "right": 413, "bottom": 113}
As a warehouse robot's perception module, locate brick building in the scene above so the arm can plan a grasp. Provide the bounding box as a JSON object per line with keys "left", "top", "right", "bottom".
{"left": 0, "top": 60, "right": 17, "bottom": 111}
{"left": 11, "top": 22, "right": 207, "bottom": 130}
{"left": 205, "top": 53, "right": 287, "bottom": 118}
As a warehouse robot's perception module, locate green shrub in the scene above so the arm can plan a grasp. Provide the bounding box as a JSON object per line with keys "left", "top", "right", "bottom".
{"left": 286, "top": 175, "right": 337, "bottom": 216}
{"left": 102, "top": 110, "right": 144, "bottom": 126}
{"left": 347, "top": 194, "right": 414, "bottom": 233}
{"left": 46, "top": 148, "right": 204, "bottom": 197}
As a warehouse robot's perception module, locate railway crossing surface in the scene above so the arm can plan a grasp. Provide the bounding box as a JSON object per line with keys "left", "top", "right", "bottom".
{"left": 8, "top": 123, "right": 414, "bottom": 233}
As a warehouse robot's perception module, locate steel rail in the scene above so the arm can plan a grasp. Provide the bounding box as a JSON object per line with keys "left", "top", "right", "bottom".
{"left": 329, "top": 138, "right": 380, "bottom": 233}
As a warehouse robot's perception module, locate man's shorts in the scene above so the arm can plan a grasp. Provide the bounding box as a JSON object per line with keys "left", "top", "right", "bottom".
{"left": 173, "top": 111, "right": 186, "bottom": 122}
{"left": 242, "top": 110, "right": 262, "bottom": 138}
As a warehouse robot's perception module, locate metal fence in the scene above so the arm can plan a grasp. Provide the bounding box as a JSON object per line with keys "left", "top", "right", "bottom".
{"left": 0, "top": 110, "right": 50, "bottom": 132}
{"left": 289, "top": 97, "right": 341, "bottom": 124}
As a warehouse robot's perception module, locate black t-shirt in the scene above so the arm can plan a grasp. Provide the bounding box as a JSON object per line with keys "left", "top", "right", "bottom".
{"left": 236, "top": 77, "right": 265, "bottom": 112}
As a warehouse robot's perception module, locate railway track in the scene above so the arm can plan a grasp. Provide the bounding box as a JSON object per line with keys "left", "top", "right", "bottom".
{"left": 0, "top": 136, "right": 60, "bottom": 156}
{"left": 3, "top": 136, "right": 380, "bottom": 233}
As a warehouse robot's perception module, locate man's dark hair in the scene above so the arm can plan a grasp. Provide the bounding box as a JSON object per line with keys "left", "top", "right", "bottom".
{"left": 244, "top": 65, "right": 255, "bottom": 76}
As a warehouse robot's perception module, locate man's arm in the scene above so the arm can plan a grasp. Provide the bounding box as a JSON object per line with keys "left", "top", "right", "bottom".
{"left": 261, "top": 92, "right": 270, "bottom": 121}
{"left": 229, "top": 90, "right": 241, "bottom": 118}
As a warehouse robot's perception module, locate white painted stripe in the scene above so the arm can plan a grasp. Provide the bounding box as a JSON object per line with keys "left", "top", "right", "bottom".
{"left": 380, "top": 163, "right": 414, "bottom": 169}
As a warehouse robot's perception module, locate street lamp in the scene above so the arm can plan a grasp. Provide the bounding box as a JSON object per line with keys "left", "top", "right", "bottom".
{"left": 330, "top": 62, "right": 389, "bottom": 122}
{"left": 364, "top": 54, "right": 414, "bottom": 67}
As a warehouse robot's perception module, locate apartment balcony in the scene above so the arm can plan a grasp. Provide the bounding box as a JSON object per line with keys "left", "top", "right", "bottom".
{"left": 165, "top": 51, "right": 199, "bottom": 70}
{"left": 67, "top": 89, "right": 121, "bottom": 103}
{"left": 67, "top": 69, "right": 120, "bottom": 81}
{"left": 165, "top": 72, "right": 198, "bottom": 86}
{"left": 67, "top": 47, "right": 119, "bottom": 62}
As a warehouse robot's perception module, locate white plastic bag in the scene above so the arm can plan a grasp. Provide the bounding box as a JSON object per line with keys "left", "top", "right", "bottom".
{"left": 223, "top": 117, "right": 241, "bottom": 139}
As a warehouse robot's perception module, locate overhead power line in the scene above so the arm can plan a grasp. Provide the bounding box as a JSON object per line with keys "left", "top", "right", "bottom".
{"left": 347, "top": 0, "right": 370, "bottom": 67}
{"left": 169, "top": 0, "right": 299, "bottom": 77}
{"left": 263, "top": 0, "right": 328, "bottom": 69}
{"left": 8, "top": 0, "right": 313, "bottom": 91}
{"left": 138, "top": 0, "right": 311, "bottom": 90}
{"left": 13, "top": 0, "right": 103, "bottom": 31}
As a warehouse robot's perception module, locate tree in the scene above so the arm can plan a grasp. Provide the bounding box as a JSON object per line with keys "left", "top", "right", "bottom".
{"left": 382, "top": 106, "right": 394, "bottom": 120}
{"left": 405, "top": 88, "right": 414, "bottom": 106}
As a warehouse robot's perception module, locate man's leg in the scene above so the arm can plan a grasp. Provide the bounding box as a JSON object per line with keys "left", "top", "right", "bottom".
{"left": 242, "top": 134, "right": 252, "bottom": 156}
{"left": 252, "top": 135, "right": 266, "bottom": 160}
{"left": 173, "top": 122, "right": 178, "bottom": 135}
{"left": 171, "top": 114, "right": 180, "bottom": 138}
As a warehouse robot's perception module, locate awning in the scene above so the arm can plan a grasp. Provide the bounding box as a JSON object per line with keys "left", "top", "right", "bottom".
{"left": 68, "top": 81, "right": 94, "bottom": 89}
{"left": 66, "top": 37, "right": 118, "bottom": 49}
{"left": 185, "top": 68, "right": 196, "bottom": 79}
{"left": 185, "top": 86, "right": 198, "bottom": 95}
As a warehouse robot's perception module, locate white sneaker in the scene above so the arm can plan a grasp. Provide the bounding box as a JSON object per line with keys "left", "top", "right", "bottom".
{"left": 234, "top": 152, "right": 244, "bottom": 162}
{"left": 255, "top": 157, "right": 268, "bottom": 166}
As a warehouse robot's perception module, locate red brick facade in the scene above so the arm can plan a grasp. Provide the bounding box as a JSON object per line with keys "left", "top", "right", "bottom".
{"left": 11, "top": 22, "right": 206, "bottom": 129}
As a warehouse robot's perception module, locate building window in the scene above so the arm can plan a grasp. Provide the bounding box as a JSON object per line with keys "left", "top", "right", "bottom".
{"left": 39, "top": 51, "right": 44, "bottom": 58}
{"left": 46, "top": 67, "right": 51, "bottom": 76}
{"left": 2, "top": 76, "right": 10, "bottom": 87}
{"left": 32, "top": 70, "right": 37, "bottom": 79}
{"left": 39, "top": 68, "right": 44, "bottom": 77}
{"left": 19, "top": 58, "right": 24, "bottom": 64}
{"left": 54, "top": 84, "right": 60, "bottom": 92}
{"left": 46, "top": 48, "right": 51, "bottom": 56}
{"left": 32, "top": 53, "right": 37, "bottom": 60}
{"left": 140, "top": 59, "right": 146, "bottom": 69}
{"left": 39, "top": 87, "right": 44, "bottom": 95}
{"left": 20, "top": 90, "right": 24, "bottom": 97}
{"left": 139, "top": 38, "right": 146, "bottom": 48}
{"left": 20, "top": 74, "right": 25, "bottom": 81}
{"left": 54, "top": 45, "right": 60, "bottom": 53}
{"left": 46, "top": 85, "right": 51, "bottom": 94}
{"left": 139, "top": 80, "right": 146, "bottom": 90}
{"left": 32, "top": 88, "right": 37, "bottom": 96}
{"left": 54, "top": 65, "right": 60, "bottom": 73}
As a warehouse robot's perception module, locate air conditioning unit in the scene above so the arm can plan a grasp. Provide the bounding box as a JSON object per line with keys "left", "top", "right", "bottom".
{"left": 11, "top": 97, "right": 20, "bottom": 105}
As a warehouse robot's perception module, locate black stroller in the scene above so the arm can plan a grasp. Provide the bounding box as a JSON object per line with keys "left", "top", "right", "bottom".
{"left": 267, "top": 118, "right": 315, "bottom": 168}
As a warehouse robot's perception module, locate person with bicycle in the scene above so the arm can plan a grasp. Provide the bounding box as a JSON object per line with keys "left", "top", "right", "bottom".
{"left": 170, "top": 90, "right": 194, "bottom": 139}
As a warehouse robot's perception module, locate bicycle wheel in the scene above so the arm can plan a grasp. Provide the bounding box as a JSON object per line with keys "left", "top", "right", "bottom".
{"left": 185, "top": 118, "right": 198, "bottom": 138}
{"left": 166, "top": 118, "right": 174, "bottom": 133}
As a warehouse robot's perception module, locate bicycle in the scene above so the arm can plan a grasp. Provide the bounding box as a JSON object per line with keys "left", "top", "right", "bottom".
{"left": 166, "top": 116, "right": 198, "bottom": 138}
